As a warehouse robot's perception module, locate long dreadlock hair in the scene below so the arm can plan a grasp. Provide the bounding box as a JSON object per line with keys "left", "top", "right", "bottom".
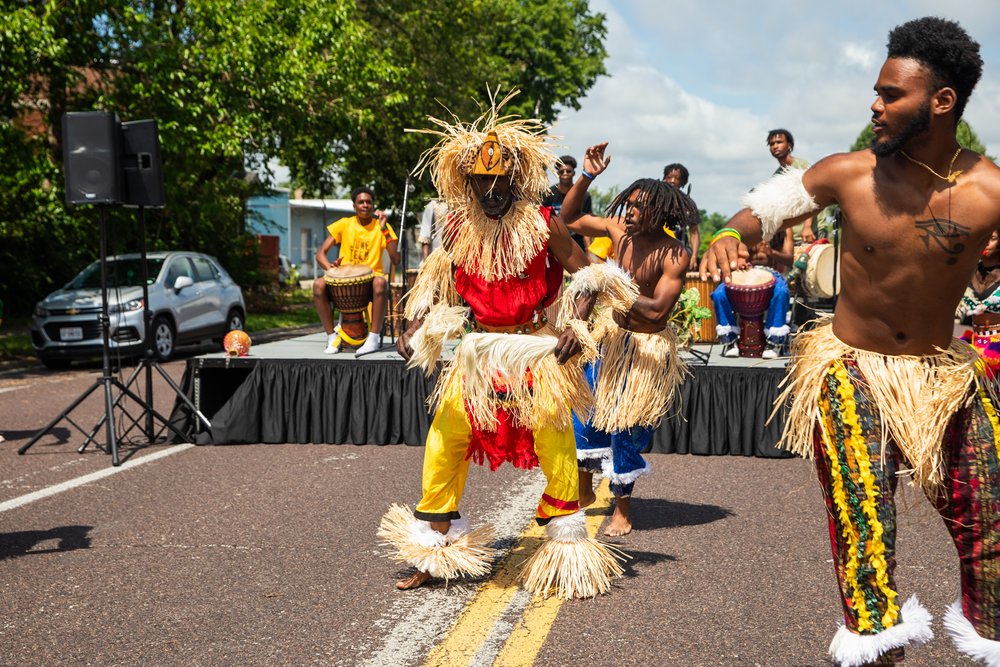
{"left": 606, "top": 178, "right": 698, "bottom": 237}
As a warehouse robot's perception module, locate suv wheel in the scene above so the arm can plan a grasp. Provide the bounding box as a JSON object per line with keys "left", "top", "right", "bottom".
{"left": 226, "top": 308, "right": 245, "bottom": 332}
{"left": 151, "top": 316, "right": 176, "bottom": 362}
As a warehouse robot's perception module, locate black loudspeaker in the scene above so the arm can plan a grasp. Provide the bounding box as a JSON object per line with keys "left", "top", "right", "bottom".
{"left": 63, "top": 111, "right": 121, "bottom": 205}
{"left": 121, "top": 119, "right": 165, "bottom": 208}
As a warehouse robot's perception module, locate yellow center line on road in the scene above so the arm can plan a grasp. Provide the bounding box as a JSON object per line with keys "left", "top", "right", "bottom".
{"left": 422, "top": 478, "right": 615, "bottom": 667}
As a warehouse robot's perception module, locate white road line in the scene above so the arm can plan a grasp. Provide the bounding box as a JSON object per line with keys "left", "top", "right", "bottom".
{"left": 358, "top": 471, "right": 548, "bottom": 667}
{"left": 0, "top": 443, "right": 195, "bottom": 513}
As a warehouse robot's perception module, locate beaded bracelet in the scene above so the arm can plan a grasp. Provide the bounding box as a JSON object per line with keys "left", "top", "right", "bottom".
{"left": 710, "top": 227, "right": 742, "bottom": 244}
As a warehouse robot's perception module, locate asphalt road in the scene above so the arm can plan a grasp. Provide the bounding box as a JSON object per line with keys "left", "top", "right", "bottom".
{"left": 0, "top": 357, "right": 978, "bottom": 666}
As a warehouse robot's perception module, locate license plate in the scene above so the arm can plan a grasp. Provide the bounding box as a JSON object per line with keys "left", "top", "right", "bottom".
{"left": 60, "top": 327, "right": 83, "bottom": 341}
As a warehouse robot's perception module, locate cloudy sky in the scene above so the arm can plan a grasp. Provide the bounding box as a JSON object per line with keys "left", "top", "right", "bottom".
{"left": 551, "top": 1, "right": 1000, "bottom": 215}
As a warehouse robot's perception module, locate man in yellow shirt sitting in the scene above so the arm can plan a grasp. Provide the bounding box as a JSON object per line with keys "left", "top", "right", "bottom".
{"left": 313, "top": 186, "right": 401, "bottom": 356}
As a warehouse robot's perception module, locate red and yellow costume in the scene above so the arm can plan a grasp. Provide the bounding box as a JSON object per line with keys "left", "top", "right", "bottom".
{"left": 378, "top": 94, "right": 623, "bottom": 599}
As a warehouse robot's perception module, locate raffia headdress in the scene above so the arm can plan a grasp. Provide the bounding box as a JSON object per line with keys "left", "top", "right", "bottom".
{"left": 409, "top": 89, "right": 557, "bottom": 281}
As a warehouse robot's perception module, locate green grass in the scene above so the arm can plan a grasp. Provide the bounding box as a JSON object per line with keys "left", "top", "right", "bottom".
{"left": 245, "top": 307, "right": 319, "bottom": 333}
{"left": 0, "top": 316, "right": 34, "bottom": 359}
{"left": 0, "top": 332, "right": 33, "bottom": 359}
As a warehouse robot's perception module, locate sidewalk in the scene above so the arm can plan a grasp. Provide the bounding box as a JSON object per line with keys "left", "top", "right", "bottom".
{"left": 0, "top": 322, "right": 324, "bottom": 375}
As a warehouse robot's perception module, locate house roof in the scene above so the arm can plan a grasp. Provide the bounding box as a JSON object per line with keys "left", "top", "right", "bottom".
{"left": 289, "top": 199, "right": 355, "bottom": 214}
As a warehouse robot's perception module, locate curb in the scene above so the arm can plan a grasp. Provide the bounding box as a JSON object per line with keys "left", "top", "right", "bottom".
{"left": 0, "top": 323, "right": 324, "bottom": 375}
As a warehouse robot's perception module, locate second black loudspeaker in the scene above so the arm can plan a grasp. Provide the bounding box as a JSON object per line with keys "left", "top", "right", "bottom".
{"left": 121, "top": 119, "right": 165, "bottom": 208}
{"left": 63, "top": 111, "right": 121, "bottom": 205}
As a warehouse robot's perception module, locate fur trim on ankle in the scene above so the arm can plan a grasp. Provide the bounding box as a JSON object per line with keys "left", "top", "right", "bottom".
{"left": 943, "top": 600, "right": 1000, "bottom": 666}
{"left": 828, "top": 597, "right": 933, "bottom": 667}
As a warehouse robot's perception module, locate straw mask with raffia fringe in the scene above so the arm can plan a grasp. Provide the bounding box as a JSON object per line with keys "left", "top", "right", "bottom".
{"left": 407, "top": 89, "right": 557, "bottom": 282}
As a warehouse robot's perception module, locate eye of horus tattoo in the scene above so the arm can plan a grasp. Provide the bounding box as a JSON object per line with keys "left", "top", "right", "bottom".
{"left": 914, "top": 218, "right": 969, "bottom": 256}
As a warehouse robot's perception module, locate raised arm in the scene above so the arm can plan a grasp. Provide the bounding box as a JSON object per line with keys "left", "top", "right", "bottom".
{"left": 548, "top": 210, "right": 591, "bottom": 273}
{"left": 376, "top": 210, "right": 401, "bottom": 266}
{"left": 558, "top": 142, "right": 617, "bottom": 238}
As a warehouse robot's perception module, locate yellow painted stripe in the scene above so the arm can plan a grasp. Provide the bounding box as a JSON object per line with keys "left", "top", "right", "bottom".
{"left": 422, "top": 479, "right": 615, "bottom": 667}
{"left": 492, "top": 479, "right": 614, "bottom": 667}
{"left": 421, "top": 518, "right": 546, "bottom": 665}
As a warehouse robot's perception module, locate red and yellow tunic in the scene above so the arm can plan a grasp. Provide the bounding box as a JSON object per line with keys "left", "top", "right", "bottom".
{"left": 415, "top": 206, "right": 579, "bottom": 523}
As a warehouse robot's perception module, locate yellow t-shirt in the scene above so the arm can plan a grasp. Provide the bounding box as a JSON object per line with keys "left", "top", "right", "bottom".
{"left": 326, "top": 215, "right": 398, "bottom": 275}
{"left": 589, "top": 236, "right": 613, "bottom": 260}
{"left": 587, "top": 227, "right": 676, "bottom": 261}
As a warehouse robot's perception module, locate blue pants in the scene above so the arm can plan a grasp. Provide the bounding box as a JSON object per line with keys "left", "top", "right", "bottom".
{"left": 573, "top": 357, "right": 653, "bottom": 498}
{"left": 710, "top": 272, "right": 790, "bottom": 344}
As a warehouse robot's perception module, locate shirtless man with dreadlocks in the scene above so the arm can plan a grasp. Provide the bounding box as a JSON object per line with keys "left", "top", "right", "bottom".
{"left": 558, "top": 141, "right": 696, "bottom": 536}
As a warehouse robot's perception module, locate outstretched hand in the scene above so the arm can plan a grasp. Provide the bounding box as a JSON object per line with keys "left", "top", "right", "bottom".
{"left": 699, "top": 237, "right": 750, "bottom": 284}
{"left": 583, "top": 142, "right": 611, "bottom": 178}
{"left": 553, "top": 328, "right": 581, "bottom": 365}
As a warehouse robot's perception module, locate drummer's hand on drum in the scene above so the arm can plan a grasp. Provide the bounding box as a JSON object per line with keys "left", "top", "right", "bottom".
{"left": 332, "top": 257, "right": 343, "bottom": 268}
{"left": 553, "top": 328, "right": 581, "bottom": 365}
{"left": 396, "top": 321, "right": 421, "bottom": 361}
{"left": 699, "top": 237, "right": 750, "bottom": 284}
{"left": 801, "top": 224, "right": 816, "bottom": 244}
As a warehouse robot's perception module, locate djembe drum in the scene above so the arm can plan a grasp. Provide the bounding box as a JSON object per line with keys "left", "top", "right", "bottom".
{"left": 324, "top": 265, "right": 375, "bottom": 344}
{"left": 725, "top": 267, "right": 776, "bottom": 358}
{"left": 682, "top": 272, "right": 717, "bottom": 342}
{"left": 390, "top": 268, "right": 419, "bottom": 334}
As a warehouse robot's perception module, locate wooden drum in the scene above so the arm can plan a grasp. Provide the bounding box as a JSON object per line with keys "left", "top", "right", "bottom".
{"left": 725, "top": 268, "right": 776, "bottom": 358}
{"left": 682, "top": 272, "right": 717, "bottom": 343}
{"left": 325, "top": 265, "right": 374, "bottom": 342}
{"left": 389, "top": 269, "right": 419, "bottom": 334}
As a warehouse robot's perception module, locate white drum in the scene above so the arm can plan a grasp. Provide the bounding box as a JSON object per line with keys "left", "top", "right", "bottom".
{"left": 729, "top": 266, "right": 774, "bottom": 287}
{"left": 802, "top": 244, "right": 840, "bottom": 298}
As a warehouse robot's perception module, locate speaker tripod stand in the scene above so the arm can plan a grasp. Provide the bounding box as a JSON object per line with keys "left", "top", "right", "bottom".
{"left": 18, "top": 207, "right": 209, "bottom": 465}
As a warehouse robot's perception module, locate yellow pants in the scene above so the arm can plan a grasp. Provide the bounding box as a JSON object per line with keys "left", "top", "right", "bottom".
{"left": 414, "top": 380, "right": 580, "bottom": 524}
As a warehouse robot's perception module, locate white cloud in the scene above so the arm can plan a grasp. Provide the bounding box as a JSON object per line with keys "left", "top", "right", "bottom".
{"left": 841, "top": 43, "right": 878, "bottom": 71}
{"left": 550, "top": 0, "right": 1000, "bottom": 214}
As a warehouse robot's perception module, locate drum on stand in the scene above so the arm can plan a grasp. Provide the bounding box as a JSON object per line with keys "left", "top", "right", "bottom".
{"left": 682, "top": 272, "right": 717, "bottom": 342}
{"left": 325, "top": 265, "right": 375, "bottom": 344}
{"left": 725, "top": 268, "right": 776, "bottom": 358}
{"left": 390, "top": 268, "right": 420, "bottom": 334}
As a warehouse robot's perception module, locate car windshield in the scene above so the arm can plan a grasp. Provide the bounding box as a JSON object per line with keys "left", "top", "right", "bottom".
{"left": 67, "top": 258, "right": 166, "bottom": 289}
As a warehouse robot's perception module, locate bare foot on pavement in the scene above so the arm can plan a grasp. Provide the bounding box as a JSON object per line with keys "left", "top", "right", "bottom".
{"left": 396, "top": 571, "right": 431, "bottom": 590}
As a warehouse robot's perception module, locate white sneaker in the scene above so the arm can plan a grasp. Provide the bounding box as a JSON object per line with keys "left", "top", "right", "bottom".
{"left": 722, "top": 341, "right": 739, "bottom": 358}
{"left": 355, "top": 332, "right": 381, "bottom": 357}
{"left": 324, "top": 335, "right": 342, "bottom": 354}
{"left": 762, "top": 343, "right": 779, "bottom": 359}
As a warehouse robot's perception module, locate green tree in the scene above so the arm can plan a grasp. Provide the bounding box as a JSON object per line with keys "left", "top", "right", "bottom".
{"left": 335, "top": 0, "right": 608, "bottom": 211}
{"left": 0, "top": 0, "right": 608, "bottom": 316}
{"left": 698, "top": 211, "right": 729, "bottom": 257}
{"left": 586, "top": 184, "right": 618, "bottom": 216}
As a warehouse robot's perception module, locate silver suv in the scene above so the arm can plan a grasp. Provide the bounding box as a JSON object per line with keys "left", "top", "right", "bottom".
{"left": 31, "top": 251, "right": 245, "bottom": 369}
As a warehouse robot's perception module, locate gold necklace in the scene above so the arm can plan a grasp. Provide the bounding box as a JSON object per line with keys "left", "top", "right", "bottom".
{"left": 900, "top": 146, "right": 963, "bottom": 183}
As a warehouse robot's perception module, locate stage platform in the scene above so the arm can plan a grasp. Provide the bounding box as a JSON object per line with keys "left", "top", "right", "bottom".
{"left": 173, "top": 332, "right": 792, "bottom": 458}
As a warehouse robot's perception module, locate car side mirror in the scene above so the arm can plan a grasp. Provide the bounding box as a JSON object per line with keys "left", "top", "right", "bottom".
{"left": 173, "top": 275, "right": 194, "bottom": 292}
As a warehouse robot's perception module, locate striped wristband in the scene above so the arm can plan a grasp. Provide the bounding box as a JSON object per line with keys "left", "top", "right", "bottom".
{"left": 710, "top": 227, "right": 743, "bottom": 244}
